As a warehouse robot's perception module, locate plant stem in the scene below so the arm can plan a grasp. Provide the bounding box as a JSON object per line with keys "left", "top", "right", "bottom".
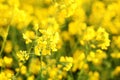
{"left": 0, "top": 26, "right": 10, "bottom": 58}
{"left": 40, "top": 53, "right": 43, "bottom": 79}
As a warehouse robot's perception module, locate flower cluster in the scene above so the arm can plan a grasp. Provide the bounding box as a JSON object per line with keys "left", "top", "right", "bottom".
{"left": 0, "top": 0, "right": 120, "bottom": 80}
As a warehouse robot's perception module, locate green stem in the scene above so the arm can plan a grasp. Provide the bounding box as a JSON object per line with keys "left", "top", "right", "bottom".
{"left": 36, "top": 53, "right": 43, "bottom": 80}
{"left": 77, "top": 42, "right": 89, "bottom": 80}
{"left": 12, "top": 62, "right": 24, "bottom": 80}
{"left": 40, "top": 53, "right": 43, "bottom": 79}
{"left": 0, "top": 26, "right": 10, "bottom": 58}
{"left": 0, "top": 26, "right": 10, "bottom": 72}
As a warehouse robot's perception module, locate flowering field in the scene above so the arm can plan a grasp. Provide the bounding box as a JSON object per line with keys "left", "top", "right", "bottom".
{"left": 0, "top": 0, "right": 120, "bottom": 80}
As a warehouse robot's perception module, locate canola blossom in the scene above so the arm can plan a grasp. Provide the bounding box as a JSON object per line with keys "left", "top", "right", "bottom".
{"left": 0, "top": 0, "right": 120, "bottom": 80}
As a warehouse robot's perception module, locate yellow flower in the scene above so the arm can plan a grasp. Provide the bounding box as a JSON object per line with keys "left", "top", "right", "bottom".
{"left": 34, "top": 46, "right": 40, "bottom": 56}
{"left": 11, "top": 7, "right": 32, "bottom": 30}
{"left": 72, "top": 50, "right": 86, "bottom": 72}
{"left": 7, "top": 0, "right": 20, "bottom": 7}
{"left": 49, "top": 68, "right": 58, "bottom": 79}
{"left": 112, "top": 36, "right": 120, "bottom": 48}
{"left": 112, "top": 66, "right": 120, "bottom": 76}
{"left": 60, "top": 56, "right": 73, "bottom": 71}
{"left": 23, "top": 30, "right": 35, "bottom": 44}
{"left": 16, "top": 50, "right": 29, "bottom": 61}
{"left": 0, "top": 72, "right": 8, "bottom": 80}
{"left": 27, "top": 75, "right": 35, "bottom": 80}
{"left": 96, "top": 27, "right": 110, "bottom": 49}
{"left": 0, "top": 69, "right": 14, "bottom": 80}
{"left": 0, "top": 58, "right": 3, "bottom": 67}
{"left": 44, "top": 0, "right": 52, "bottom": 5}
{"left": 20, "top": 3, "right": 34, "bottom": 14}
{"left": 111, "top": 52, "right": 120, "bottom": 59}
{"left": 56, "top": 9, "right": 67, "bottom": 24}
{"left": 4, "top": 40, "right": 12, "bottom": 53}
{"left": 72, "top": 7, "right": 86, "bottom": 22}
{"left": 89, "top": 1, "right": 105, "bottom": 25}
{"left": 29, "top": 58, "right": 45, "bottom": 74}
{"left": 3, "top": 56, "right": 13, "bottom": 67}
{"left": 83, "top": 26, "right": 96, "bottom": 41}
{"left": 68, "top": 21, "right": 86, "bottom": 35}
{"left": 42, "top": 49, "right": 51, "bottom": 55}
{"left": 87, "top": 50, "right": 107, "bottom": 65}
{"left": 89, "top": 71, "right": 100, "bottom": 80}
{"left": 35, "top": 27, "right": 59, "bottom": 56}
{"left": 20, "top": 65, "right": 27, "bottom": 75}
